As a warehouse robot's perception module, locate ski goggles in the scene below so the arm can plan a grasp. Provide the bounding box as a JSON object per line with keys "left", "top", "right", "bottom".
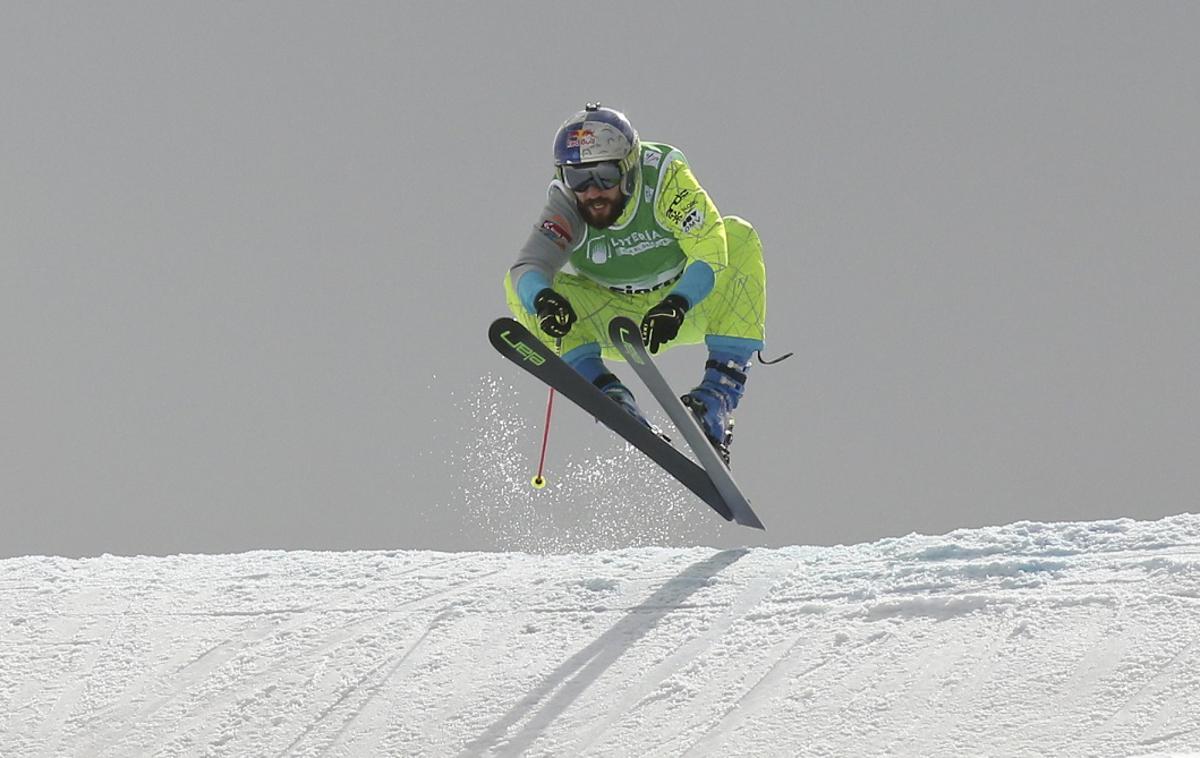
{"left": 561, "top": 160, "right": 624, "bottom": 192}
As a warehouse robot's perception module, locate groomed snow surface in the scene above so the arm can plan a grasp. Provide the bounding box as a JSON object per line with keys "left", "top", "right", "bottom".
{"left": 4, "top": 514, "right": 1200, "bottom": 757}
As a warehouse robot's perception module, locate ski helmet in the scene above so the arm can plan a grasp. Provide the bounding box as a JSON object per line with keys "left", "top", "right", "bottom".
{"left": 552, "top": 103, "right": 640, "bottom": 195}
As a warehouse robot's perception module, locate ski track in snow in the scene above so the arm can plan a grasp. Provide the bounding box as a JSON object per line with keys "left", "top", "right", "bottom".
{"left": 3, "top": 516, "right": 1200, "bottom": 756}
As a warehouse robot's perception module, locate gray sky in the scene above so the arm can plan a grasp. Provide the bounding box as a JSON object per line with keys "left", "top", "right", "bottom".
{"left": 3, "top": 2, "right": 1198, "bottom": 558}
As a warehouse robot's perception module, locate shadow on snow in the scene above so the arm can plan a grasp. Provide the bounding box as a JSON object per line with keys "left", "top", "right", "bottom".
{"left": 459, "top": 548, "right": 749, "bottom": 757}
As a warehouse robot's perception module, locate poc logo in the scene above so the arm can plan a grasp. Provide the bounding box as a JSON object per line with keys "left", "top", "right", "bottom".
{"left": 500, "top": 330, "right": 546, "bottom": 366}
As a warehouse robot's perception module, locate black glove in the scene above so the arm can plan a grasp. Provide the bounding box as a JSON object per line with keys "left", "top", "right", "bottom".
{"left": 533, "top": 288, "right": 577, "bottom": 338}
{"left": 640, "top": 294, "right": 689, "bottom": 354}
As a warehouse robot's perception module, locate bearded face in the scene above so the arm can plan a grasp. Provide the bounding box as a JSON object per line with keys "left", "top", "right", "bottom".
{"left": 575, "top": 184, "right": 627, "bottom": 229}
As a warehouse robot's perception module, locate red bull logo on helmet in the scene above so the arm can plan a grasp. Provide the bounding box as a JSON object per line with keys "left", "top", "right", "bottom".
{"left": 566, "top": 128, "right": 596, "bottom": 149}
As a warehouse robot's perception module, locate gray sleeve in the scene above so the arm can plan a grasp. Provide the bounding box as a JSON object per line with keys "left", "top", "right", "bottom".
{"left": 509, "top": 182, "right": 582, "bottom": 289}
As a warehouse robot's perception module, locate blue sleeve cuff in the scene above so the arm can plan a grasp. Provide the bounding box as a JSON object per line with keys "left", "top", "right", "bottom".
{"left": 516, "top": 270, "right": 552, "bottom": 314}
{"left": 669, "top": 261, "right": 715, "bottom": 308}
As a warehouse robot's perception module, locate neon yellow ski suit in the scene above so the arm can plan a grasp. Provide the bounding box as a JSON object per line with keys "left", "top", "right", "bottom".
{"left": 506, "top": 142, "right": 767, "bottom": 361}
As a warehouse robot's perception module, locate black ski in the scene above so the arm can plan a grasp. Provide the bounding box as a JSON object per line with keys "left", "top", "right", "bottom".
{"left": 608, "top": 316, "right": 765, "bottom": 530}
{"left": 488, "top": 318, "right": 734, "bottom": 523}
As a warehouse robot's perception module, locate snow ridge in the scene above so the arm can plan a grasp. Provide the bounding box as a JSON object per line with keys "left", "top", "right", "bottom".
{"left": 3, "top": 514, "right": 1200, "bottom": 756}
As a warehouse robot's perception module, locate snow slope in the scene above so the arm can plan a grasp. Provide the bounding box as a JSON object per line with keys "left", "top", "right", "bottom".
{"left": 3, "top": 514, "right": 1200, "bottom": 757}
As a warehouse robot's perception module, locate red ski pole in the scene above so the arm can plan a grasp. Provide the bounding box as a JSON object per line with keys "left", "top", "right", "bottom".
{"left": 531, "top": 338, "right": 562, "bottom": 489}
{"left": 531, "top": 386, "right": 555, "bottom": 489}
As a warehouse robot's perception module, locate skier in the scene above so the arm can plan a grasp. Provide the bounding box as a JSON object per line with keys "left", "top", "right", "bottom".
{"left": 505, "top": 103, "right": 769, "bottom": 464}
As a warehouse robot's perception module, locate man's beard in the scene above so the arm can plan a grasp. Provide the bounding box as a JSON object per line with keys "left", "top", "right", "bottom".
{"left": 578, "top": 193, "right": 627, "bottom": 229}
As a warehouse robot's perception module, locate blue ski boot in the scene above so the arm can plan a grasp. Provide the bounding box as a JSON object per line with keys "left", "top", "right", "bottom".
{"left": 564, "top": 342, "right": 660, "bottom": 434}
{"left": 596, "top": 374, "right": 653, "bottom": 429}
{"left": 681, "top": 348, "right": 752, "bottom": 465}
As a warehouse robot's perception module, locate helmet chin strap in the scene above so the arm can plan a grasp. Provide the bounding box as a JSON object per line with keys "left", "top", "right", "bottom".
{"left": 620, "top": 164, "right": 637, "bottom": 197}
